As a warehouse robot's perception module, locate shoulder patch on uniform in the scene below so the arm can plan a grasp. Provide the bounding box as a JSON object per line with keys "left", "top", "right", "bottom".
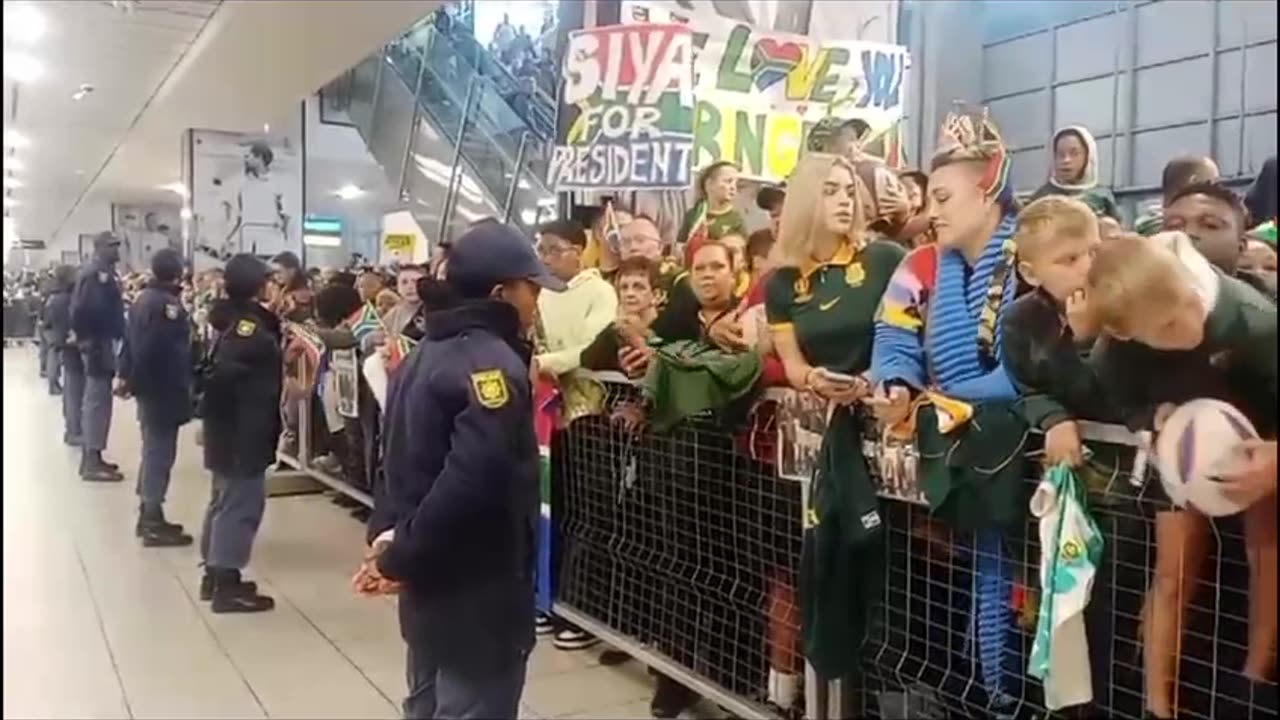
{"left": 470, "top": 369, "right": 509, "bottom": 409}
{"left": 235, "top": 319, "right": 256, "bottom": 337}
{"left": 165, "top": 303, "right": 180, "bottom": 320}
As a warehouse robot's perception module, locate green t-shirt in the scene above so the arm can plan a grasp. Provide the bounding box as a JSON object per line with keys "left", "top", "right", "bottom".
{"left": 764, "top": 240, "right": 906, "bottom": 374}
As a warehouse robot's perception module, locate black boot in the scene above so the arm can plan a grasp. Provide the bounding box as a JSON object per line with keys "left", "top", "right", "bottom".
{"left": 63, "top": 432, "right": 82, "bottom": 447}
{"left": 80, "top": 451, "right": 122, "bottom": 482}
{"left": 209, "top": 569, "right": 272, "bottom": 612}
{"left": 136, "top": 504, "right": 185, "bottom": 536}
{"left": 137, "top": 505, "right": 192, "bottom": 547}
{"left": 49, "top": 383, "right": 63, "bottom": 396}
{"left": 198, "top": 568, "right": 259, "bottom": 601}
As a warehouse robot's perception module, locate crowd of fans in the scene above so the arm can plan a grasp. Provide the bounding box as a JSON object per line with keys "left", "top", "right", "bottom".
{"left": 17, "top": 107, "right": 1279, "bottom": 719}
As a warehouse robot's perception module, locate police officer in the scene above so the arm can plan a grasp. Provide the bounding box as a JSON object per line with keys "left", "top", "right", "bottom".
{"left": 356, "top": 221, "right": 564, "bottom": 719}
{"left": 121, "top": 248, "right": 195, "bottom": 547}
{"left": 70, "top": 232, "right": 125, "bottom": 482}
{"left": 43, "top": 265, "right": 81, "bottom": 441}
{"left": 197, "top": 254, "right": 281, "bottom": 613}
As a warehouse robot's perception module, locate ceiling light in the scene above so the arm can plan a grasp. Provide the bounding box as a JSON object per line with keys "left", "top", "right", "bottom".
{"left": 335, "top": 184, "right": 364, "bottom": 200}
{"left": 180, "top": 206, "right": 193, "bottom": 220}
{"left": 3, "top": 177, "right": 23, "bottom": 189}
{"left": 158, "top": 181, "right": 188, "bottom": 198}
{"left": 3, "top": 52, "right": 44, "bottom": 83}
{"left": 4, "top": 4, "right": 47, "bottom": 44}
{"left": 4, "top": 130, "right": 30, "bottom": 149}
{"left": 71, "top": 83, "right": 95, "bottom": 101}
{"left": 263, "top": 123, "right": 270, "bottom": 134}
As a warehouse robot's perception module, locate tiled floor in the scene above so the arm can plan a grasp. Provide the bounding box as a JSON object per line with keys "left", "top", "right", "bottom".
{"left": 0, "top": 347, "right": 660, "bottom": 719}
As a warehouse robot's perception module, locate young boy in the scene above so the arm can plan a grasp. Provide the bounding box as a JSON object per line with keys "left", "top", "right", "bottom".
{"left": 1003, "top": 196, "right": 1116, "bottom": 467}
{"left": 1087, "top": 234, "right": 1276, "bottom": 717}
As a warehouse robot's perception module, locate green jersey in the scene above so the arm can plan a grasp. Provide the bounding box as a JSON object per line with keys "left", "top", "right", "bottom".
{"left": 765, "top": 240, "right": 906, "bottom": 374}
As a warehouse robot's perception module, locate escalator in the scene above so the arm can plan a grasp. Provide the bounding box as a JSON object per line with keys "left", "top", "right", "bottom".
{"left": 332, "top": 19, "right": 558, "bottom": 241}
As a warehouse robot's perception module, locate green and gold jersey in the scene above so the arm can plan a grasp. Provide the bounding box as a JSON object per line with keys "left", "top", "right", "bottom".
{"left": 765, "top": 240, "right": 906, "bottom": 374}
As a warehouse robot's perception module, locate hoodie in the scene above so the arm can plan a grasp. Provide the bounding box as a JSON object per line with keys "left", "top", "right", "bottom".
{"left": 535, "top": 268, "right": 618, "bottom": 376}
{"left": 1030, "top": 126, "right": 1119, "bottom": 220}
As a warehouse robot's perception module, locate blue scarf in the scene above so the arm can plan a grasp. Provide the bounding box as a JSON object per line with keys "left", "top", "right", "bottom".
{"left": 925, "top": 213, "right": 1018, "bottom": 394}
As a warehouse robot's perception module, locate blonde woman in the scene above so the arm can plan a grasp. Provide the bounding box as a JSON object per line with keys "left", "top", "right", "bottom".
{"left": 763, "top": 153, "right": 907, "bottom": 689}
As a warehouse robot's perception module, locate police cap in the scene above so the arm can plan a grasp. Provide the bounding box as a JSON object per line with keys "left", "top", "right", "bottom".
{"left": 447, "top": 221, "right": 565, "bottom": 297}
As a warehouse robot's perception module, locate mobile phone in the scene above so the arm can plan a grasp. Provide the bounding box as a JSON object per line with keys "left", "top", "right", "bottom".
{"left": 817, "top": 368, "right": 859, "bottom": 385}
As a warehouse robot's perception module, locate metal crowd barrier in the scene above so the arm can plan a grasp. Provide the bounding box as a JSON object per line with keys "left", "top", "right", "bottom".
{"left": 552, "top": 376, "right": 1275, "bottom": 720}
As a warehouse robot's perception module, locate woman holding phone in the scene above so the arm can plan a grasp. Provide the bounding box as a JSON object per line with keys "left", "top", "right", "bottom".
{"left": 764, "top": 153, "right": 906, "bottom": 686}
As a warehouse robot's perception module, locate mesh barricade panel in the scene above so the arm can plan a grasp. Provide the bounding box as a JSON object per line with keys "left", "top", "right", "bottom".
{"left": 549, "top": 376, "right": 1276, "bottom": 719}
{"left": 556, "top": 380, "right": 803, "bottom": 709}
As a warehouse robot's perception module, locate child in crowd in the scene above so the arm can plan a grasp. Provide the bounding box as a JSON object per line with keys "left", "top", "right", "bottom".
{"left": 1086, "top": 234, "right": 1277, "bottom": 718}
{"left": 1003, "top": 196, "right": 1116, "bottom": 468}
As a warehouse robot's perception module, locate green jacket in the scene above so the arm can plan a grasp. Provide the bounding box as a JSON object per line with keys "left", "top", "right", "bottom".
{"left": 643, "top": 340, "right": 762, "bottom": 432}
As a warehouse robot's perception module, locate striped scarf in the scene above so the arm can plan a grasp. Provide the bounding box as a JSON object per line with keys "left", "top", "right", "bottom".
{"left": 926, "top": 214, "right": 1018, "bottom": 393}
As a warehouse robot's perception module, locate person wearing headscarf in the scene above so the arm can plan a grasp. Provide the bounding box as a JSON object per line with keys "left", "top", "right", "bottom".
{"left": 870, "top": 107, "right": 1029, "bottom": 714}
{"left": 1030, "top": 126, "right": 1119, "bottom": 220}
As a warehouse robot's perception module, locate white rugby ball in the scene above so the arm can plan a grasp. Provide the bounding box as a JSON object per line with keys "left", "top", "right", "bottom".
{"left": 1155, "top": 398, "right": 1258, "bottom": 517}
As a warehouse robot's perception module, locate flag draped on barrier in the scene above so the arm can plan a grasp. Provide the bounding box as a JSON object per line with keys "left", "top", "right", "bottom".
{"left": 534, "top": 377, "right": 562, "bottom": 613}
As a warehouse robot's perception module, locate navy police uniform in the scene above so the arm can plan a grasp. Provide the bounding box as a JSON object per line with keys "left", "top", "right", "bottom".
{"left": 197, "top": 254, "right": 282, "bottom": 613}
{"left": 122, "top": 263, "right": 196, "bottom": 546}
{"left": 370, "top": 221, "right": 564, "bottom": 720}
{"left": 70, "top": 234, "right": 126, "bottom": 480}
{"left": 42, "top": 270, "right": 80, "bottom": 442}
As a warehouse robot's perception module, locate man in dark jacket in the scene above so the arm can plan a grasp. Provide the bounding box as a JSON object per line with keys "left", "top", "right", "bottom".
{"left": 70, "top": 232, "right": 126, "bottom": 481}
{"left": 44, "top": 265, "right": 80, "bottom": 437}
{"left": 197, "top": 253, "right": 282, "bottom": 613}
{"left": 121, "top": 249, "right": 195, "bottom": 547}
{"left": 41, "top": 266, "right": 76, "bottom": 396}
{"left": 357, "top": 221, "right": 564, "bottom": 719}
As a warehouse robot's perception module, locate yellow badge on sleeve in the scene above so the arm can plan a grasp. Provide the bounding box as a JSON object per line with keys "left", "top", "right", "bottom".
{"left": 235, "top": 319, "right": 256, "bottom": 337}
{"left": 470, "top": 369, "right": 509, "bottom": 409}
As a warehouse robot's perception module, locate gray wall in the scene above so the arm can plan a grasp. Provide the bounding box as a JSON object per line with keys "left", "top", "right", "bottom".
{"left": 975, "top": 0, "right": 1277, "bottom": 219}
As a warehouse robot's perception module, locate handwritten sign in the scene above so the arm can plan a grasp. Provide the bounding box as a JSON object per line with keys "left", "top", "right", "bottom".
{"left": 622, "top": 1, "right": 909, "bottom": 182}
{"left": 548, "top": 23, "right": 696, "bottom": 191}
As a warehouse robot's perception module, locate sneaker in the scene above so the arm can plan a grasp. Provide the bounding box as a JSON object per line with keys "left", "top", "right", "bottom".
{"left": 650, "top": 674, "right": 698, "bottom": 719}
{"left": 199, "top": 571, "right": 258, "bottom": 602}
{"left": 552, "top": 626, "right": 600, "bottom": 651}
{"left": 209, "top": 569, "right": 273, "bottom": 613}
{"left": 534, "top": 612, "right": 556, "bottom": 636}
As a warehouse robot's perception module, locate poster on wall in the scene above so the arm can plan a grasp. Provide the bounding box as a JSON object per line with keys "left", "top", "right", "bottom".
{"left": 549, "top": 23, "right": 696, "bottom": 191}
{"left": 189, "top": 130, "right": 302, "bottom": 269}
{"left": 620, "top": 0, "right": 909, "bottom": 183}
{"left": 112, "top": 204, "right": 183, "bottom": 274}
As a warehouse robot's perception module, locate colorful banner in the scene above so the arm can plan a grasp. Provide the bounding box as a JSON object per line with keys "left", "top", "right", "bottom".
{"left": 621, "top": 0, "right": 909, "bottom": 182}
{"left": 548, "top": 23, "right": 697, "bottom": 191}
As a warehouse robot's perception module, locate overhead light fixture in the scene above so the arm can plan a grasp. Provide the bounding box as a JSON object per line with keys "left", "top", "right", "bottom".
{"left": 263, "top": 123, "right": 270, "bottom": 134}
{"left": 335, "top": 184, "right": 364, "bottom": 200}
{"left": 71, "top": 83, "right": 94, "bottom": 101}
{"left": 4, "top": 4, "right": 47, "bottom": 44}
{"left": 158, "top": 181, "right": 188, "bottom": 198}
{"left": 3, "top": 177, "right": 23, "bottom": 189}
{"left": 180, "top": 206, "right": 193, "bottom": 220}
{"left": 3, "top": 52, "right": 44, "bottom": 83}
{"left": 4, "top": 130, "right": 30, "bottom": 149}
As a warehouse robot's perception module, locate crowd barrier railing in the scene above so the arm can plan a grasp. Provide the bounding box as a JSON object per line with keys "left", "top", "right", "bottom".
{"left": 272, "top": 355, "right": 1273, "bottom": 720}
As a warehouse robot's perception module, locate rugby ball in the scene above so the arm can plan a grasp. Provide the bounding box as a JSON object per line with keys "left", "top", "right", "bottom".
{"left": 1154, "top": 398, "right": 1258, "bottom": 517}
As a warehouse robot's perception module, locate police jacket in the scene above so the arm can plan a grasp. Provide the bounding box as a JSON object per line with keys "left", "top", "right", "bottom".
{"left": 373, "top": 299, "right": 539, "bottom": 671}
{"left": 199, "top": 299, "right": 283, "bottom": 478}
{"left": 41, "top": 288, "right": 73, "bottom": 349}
{"left": 122, "top": 282, "right": 194, "bottom": 426}
{"left": 70, "top": 257, "right": 125, "bottom": 343}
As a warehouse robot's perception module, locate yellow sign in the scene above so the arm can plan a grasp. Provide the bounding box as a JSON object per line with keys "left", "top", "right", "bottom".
{"left": 384, "top": 233, "right": 414, "bottom": 251}
{"left": 470, "top": 369, "right": 509, "bottom": 409}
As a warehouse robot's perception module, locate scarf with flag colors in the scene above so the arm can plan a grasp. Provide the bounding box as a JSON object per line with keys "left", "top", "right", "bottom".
{"left": 346, "top": 302, "right": 383, "bottom": 344}
{"left": 681, "top": 199, "right": 709, "bottom": 267}
{"left": 533, "top": 377, "right": 561, "bottom": 613}
{"left": 385, "top": 333, "right": 417, "bottom": 373}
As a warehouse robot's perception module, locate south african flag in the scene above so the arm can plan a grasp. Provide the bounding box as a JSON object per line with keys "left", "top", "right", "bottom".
{"left": 533, "top": 377, "right": 561, "bottom": 613}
